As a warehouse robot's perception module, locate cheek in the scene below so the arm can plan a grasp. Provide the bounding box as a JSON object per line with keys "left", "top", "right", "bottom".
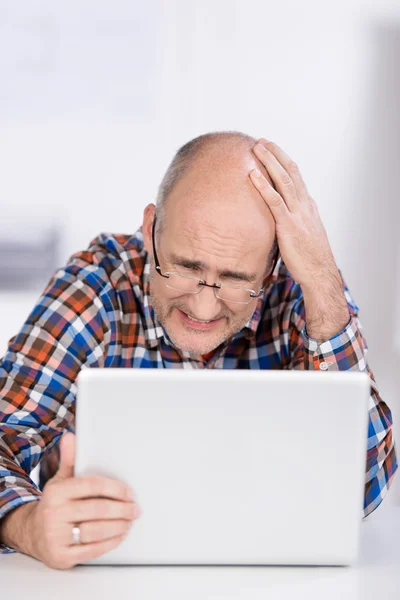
{"left": 224, "top": 302, "right": 256, "bottom": 324}
{"left": 150, "top": 274, "right": 169, "bottom": 305}
{"left": 240, "top": 298, "right": 259, "bottom": 319}
{"left": 152, "top": 278, "right": 185, "bottom": 310}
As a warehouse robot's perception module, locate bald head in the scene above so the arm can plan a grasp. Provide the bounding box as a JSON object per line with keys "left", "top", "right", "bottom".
{"left": 156, "top": 131, "right": 257, "bottom": 210}
{"left": 155, "top": 130, "right": 277, "bottom": 264}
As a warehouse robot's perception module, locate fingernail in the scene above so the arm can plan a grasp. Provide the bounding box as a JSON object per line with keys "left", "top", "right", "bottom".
{"left": 134, "top": 504, "right": 143, "bottom": 518}
{"left": 251, "top": 168, "right": 262, "bottom": 178}
{"left": 256, "top": 143, "right": 267, "bottom": 152}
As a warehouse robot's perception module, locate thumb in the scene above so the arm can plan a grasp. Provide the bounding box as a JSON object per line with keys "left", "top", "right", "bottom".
{"left": 55, "top": 432, "right": 76, "bottom": 480}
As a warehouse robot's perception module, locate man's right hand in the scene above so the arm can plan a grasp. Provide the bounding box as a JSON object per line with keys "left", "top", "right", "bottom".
{"left": 1, "top": 432, "right": 141, "bottom": 570}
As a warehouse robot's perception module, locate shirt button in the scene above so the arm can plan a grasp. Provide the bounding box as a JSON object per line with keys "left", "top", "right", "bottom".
{"left": 319, "top": 362, "right": 329, "bottom": 371}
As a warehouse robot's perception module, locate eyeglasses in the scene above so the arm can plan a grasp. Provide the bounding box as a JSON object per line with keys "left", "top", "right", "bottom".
{"left": 151, "top": 215, "right": 280, "bottom": 305}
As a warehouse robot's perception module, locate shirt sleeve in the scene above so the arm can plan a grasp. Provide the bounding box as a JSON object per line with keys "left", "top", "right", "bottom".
{"left": 286, "top": 271, "right": 398, "bottom": 518}
{"left": 0, "top": 261, "right": 115, "bottom": 553}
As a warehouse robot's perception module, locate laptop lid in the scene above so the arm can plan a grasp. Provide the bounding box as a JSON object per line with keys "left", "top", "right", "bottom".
{"left": 74, "top": 369, "right": 369, "bottom": 566}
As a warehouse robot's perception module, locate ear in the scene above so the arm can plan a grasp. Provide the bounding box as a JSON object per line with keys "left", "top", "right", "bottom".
{"left": 142, "top": 204, "right": 156, "bottom": 256}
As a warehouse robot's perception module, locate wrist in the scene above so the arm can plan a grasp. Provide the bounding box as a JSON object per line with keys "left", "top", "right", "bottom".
{"left": 0, "top": 501, "right": 39, "bottom": 556}
{"left": 301, "top": 272, "right": 350, "bottom": 343}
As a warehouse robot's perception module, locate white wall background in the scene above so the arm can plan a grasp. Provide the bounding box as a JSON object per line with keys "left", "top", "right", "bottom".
{"left": 1, "top": 0, "right": 400, "bottom": 506}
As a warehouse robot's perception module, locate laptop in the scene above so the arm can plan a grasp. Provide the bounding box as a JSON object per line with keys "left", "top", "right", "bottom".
{"left": 74, "top": 368, "right": 370, "bottom": 566}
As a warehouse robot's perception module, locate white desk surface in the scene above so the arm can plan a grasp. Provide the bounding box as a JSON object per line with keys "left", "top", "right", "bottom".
{"left": 1, "top": 507, "right": 399, "bottom": 600}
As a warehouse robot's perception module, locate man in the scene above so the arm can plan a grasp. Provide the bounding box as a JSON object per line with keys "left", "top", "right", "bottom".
{"left": 0, "top": 131, "right": 397, "bottom": 570}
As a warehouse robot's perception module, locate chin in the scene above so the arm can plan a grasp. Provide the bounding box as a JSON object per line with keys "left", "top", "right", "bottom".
{"left": 166, "top": 324, "right": 227, "bottom": 356}
{"left": 172, "top": 333, "right": 221, "bottom": 356}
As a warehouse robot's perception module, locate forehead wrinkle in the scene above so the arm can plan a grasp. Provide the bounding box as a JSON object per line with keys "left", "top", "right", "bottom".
{"left": 184, "top": 228, "right": 251, "bottom": 260}
{"left": 162, "top": 217, "right": 269, "bottom": 277}
{"left": 183, "top": 217, "right": 262, "bottom": 247}
{"left": 166, "top": 233, "right": 261, "bottom": 280}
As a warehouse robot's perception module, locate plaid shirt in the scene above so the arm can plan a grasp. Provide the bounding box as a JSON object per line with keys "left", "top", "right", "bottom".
{"left": 0, "top": 227, "right": 397, "bottom": 553}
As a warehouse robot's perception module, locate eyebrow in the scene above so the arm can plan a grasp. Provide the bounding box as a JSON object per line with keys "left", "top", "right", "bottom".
{"left": 166, "top": 252, "right": 258, "bottom": 283}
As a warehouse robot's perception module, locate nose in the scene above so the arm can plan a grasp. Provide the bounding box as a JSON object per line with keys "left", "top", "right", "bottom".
{"left": 186, "top": 286, "right": 222, "bottom": 319}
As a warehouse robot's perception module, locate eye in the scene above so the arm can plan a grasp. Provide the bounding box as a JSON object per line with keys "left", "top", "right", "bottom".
{"left": 221, "top": 275, "right": 246, "bottom": 285}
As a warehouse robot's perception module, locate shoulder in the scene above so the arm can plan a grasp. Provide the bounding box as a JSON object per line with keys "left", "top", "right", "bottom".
{"left": 58, "top": 227, "right": 148, "bottom": 293}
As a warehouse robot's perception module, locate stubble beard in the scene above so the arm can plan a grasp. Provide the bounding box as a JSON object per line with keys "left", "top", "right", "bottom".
{"left": 149, "top": 287, "right": 251, "bottom": 357}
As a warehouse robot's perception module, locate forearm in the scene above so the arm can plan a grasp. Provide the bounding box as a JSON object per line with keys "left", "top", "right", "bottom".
{"left": 301, "top": 268, "right": 350, "bottom": 343}
{"left": 0, "top": 501, "right": 38, "bottom": 555}
{"left": 0, "top": 447, "right": 43, "bottom": 553}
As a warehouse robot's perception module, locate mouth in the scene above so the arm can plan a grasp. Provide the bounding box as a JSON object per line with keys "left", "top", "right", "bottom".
{"left": 177, "top": 308, "right": 223, "bottom": 331}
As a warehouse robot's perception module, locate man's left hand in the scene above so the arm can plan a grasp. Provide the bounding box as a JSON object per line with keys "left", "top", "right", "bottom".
{"left": 250, "top": 138, "right": 350, "bottom": 343}
{"left": 250, "top": 138, "right": 338, "bottom": 289}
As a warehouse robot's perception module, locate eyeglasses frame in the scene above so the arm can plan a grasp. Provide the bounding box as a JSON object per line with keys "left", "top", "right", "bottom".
{"left": 151, "top": 214, "right": 280, "bottom": 304}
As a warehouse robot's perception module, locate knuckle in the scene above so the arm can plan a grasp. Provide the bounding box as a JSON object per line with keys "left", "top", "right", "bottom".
{"left": 288, "top": 159, "right": 299, "bottom": 172}
{"left": 270, "top": 192, "right": 283, "bottom": 207}
{"left": 280, "top": 173, "right": 293, "bottom": 187}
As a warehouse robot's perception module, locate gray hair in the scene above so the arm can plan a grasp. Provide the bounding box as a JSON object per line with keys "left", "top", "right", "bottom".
{"left": 155, "top": 130, "right": 278, "bottom": 269}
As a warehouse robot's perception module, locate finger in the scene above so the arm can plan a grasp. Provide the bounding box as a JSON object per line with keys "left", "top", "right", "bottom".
{"left": 253, "top": 143, "right": 299, "bottom": 211}
{"left": 56, "top": 433, "right": 75, "bottom": 480}
{"left": 258, "top": 139, "right": 309, "bottom": 201}
{"left": 70, "top": 519, "right": 134, "bottom": 545}
{"left": 249, "top": 169, "right": 289, "bottom": 221}
{"left": 69, "top": 532, "right": 127, "bottom": 565}
{"left": 62, "top": 498, "right": 139, "bottom": 523}
{"left": 58, "top": 475, "right": 136, "bottom": 503}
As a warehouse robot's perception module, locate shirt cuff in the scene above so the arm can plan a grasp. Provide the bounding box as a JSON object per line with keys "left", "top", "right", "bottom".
{"left": 300, "top": 315, "right": 366, "bottom": 371}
